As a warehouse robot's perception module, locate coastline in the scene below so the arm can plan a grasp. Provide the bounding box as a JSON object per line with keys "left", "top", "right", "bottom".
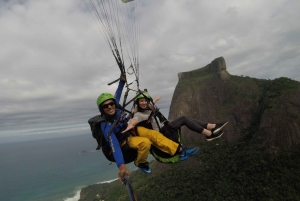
{"left": 64, "top": 167, "right": 140, "bottom": 201}
{"left": 63, "top": 178, "right": 118, "bottom": 201}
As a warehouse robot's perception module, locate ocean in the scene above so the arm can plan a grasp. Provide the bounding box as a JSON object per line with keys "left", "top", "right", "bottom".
{"left": 0, "top": 132, "right": 137, "bottom": 201}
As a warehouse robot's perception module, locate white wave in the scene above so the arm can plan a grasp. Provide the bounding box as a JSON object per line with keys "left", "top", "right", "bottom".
{"left": 63, "top": 178, "right": 118, "bottom": 201}
{"left": 97, "top": 178, "right": 118, "bottom": 184}
{"left": 63, "top": 190, "right": 81, "bottom": 201}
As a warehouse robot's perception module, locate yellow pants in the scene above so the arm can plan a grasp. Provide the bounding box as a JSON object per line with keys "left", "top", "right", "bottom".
{"left": 126, "top": 135, "right": 151, "bottom": 166}
{"left": 137, "top": 126, "right": 179, "bottom": 156}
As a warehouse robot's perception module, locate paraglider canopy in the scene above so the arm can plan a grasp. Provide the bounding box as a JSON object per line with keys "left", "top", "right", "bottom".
{"left": 85, "top": 0, "right": 140, "bottom": 88}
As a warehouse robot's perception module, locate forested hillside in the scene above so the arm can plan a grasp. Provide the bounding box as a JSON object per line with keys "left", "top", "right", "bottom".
{"left": 79, "top": 140, "right": 300, "bottom": 201}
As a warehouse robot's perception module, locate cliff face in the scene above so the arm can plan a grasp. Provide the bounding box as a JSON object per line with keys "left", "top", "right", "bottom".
{"left": 169, "top": 57, "right": 300, "bottom": 151}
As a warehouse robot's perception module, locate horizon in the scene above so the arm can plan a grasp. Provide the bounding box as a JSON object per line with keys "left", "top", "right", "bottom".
{"left": 2, "top": 71, "right": 298, "bottom": 143}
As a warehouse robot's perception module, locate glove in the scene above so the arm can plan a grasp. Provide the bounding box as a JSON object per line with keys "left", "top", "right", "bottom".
{"left": 120, "top": 74, "right": 126, "bottom": 83}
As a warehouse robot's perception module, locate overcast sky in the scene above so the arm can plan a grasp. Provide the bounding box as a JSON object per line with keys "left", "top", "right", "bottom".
{"left": 1, "top": 0, "right": 299, "bottom": 140}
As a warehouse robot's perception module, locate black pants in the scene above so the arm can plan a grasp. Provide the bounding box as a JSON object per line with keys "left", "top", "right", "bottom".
{"left": 164, "top": 116, "right": 207, "bottom": 134}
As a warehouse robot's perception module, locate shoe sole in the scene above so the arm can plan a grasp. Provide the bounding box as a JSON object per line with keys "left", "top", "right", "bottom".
{"left": 190, "top": 147, "right": 200, "bottom": 156}
{"left": 139, "top": 168, "right": 152, "bottom": 174}
{"left": 180, "top": 156, "right": 187, "bottom": 161}
{"left": 206, "top": 131, "right": 224, "bottom": 141}
{"left": 180, "top": 147, "right": 200, "bottom": 161}
{"left": 213, "top": 122, "right": 228, "bottom": 134}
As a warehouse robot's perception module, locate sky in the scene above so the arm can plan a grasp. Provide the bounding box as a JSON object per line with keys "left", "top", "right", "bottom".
{"left": 1, "top": 0, "right": 300, "bottom": 140}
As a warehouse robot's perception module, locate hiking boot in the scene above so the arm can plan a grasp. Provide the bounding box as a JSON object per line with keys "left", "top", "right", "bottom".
{"left": 136, "top": 162, "right": 152, "bottom": 174}
{"left": 206, "top": 130, "right": 224, "bottom": 141}
{"left": 179, "top": 147, "right": 200, "bottom": 161}
{"left": 211, "top": 122, "right": 228, "bottom": 134}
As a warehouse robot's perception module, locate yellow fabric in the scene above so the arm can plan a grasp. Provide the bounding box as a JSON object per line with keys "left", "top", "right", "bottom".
{"left": 126, "top": 135, "right": 151, "bottom": 166}
{"left": 137, "top": 126, "right": 179, "bottom": 156}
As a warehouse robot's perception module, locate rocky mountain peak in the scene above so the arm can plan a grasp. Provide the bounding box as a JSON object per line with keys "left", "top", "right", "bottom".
{"left": 169, "top": 57, "right": 300, "bottom": 152}
{"left": 178, "top": 57, "right": 230, "bottom": 81}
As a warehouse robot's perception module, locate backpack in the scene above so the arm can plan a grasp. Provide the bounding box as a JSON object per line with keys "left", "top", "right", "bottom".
{"left": 88, "top": 115, "right": 137, "bottom": 164}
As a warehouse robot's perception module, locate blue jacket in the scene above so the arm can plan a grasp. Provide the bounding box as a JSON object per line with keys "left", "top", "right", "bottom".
{"left": 100, "top": 81, "right": 130, "bottom": 167}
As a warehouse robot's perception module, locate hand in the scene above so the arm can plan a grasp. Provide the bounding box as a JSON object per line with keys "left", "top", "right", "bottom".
{"left": 118, "top": 164, "right": 130, "bottom": 184}
{"left": 120, "top": 74, "right": 126, "bottom": 83}
{"left": 121, "top": 124, "right": 135, "bottom": 133}
{"left": 153, "top": 96, "right": 161, "bottom": 103}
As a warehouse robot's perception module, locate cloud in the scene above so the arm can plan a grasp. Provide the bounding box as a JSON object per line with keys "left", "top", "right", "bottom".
{"left": 1, "top": 0, "right": 300, "bottom": 136}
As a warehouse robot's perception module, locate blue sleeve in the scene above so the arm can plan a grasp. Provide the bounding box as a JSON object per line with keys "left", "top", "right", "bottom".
{"left": 114, "top": 81, "right": 125, "bottom": 104}
{"left": 101, "top": 122, "right": 125, "bottom": 168}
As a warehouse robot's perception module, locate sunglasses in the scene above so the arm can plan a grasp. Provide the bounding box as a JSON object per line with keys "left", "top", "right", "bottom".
{"left": 102, "top": 101, "right": 115, "bottom": 109}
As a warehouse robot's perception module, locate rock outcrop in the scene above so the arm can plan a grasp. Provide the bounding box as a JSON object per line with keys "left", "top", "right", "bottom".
{"left": 169, "top": 57, "right": 300, "bottom": 151}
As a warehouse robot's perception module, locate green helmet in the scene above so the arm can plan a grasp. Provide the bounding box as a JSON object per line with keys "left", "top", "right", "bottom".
{"left": 136, "top": 91, "right": 151, "bottom": 100}
{"left": 97, "top": 93, "right": 115, "bottom": 107}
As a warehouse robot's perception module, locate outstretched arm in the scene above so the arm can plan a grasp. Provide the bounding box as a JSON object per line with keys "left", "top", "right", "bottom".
{"left": 153, "top": 96, "right": 161, "bottom": 104}
{"left": 121, "top": 118, "right": 138, "bottom": 133}
{"left": 102, "top": 124, "right": 131, "bottom": 183}
{"left": 114, "top": 74, "right": 126, "bottom": 104}
{"left": 102, "top": 123, "right": 125, "bottom": 166}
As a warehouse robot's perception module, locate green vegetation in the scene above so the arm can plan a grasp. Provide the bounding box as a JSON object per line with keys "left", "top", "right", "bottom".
{"left": 80, "top": 140, "right": 300, "bottom": 201}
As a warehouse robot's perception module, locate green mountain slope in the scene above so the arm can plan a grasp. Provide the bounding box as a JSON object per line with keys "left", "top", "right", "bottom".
{"left": 79, "top": 141, "right": 300, "bottom": 201}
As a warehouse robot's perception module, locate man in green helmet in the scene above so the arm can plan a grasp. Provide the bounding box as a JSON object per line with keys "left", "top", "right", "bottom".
{"left": 96, "top": 75, "right": 152, "bottom": 182}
